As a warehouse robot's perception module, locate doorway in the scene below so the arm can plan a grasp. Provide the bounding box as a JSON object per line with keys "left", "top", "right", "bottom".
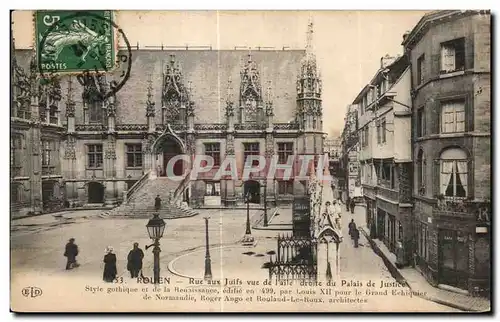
{"left": 42, "top": 181, "right": 55, "bottom": 209}
{"left": 88, "top": 182, "right": 105, "bottom": 203}
{"left": 160, "top": 139, "right": 184, "bottom": 177}
{"left": 244, "top": 180, "right": 261, "bottom": 204}
{"left": 438, "top": 229, "right": 469, "bottom": 289}
{"left": 377, "top": 209, "right": 386, "bottom": 241}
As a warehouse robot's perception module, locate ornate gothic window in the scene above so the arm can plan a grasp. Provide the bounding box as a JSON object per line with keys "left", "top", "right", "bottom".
{"left": 42, "top": 140, "right": 52, "bottom": 166}
{"left": 88, "top": 100, "right": 103, "bottom": 124}
{"left": 11, "top": 135, "right": 22, "bottom": 177}
{"left": 244, "top": 95, "right": 258, "bottom": 122}
{"left": 87, "top": 144, "right": 103, "bottom": 169}
{"left": 126, "top": 144, "right": 143, "bottom": 168}
{"left": 277, "top": 142, "right": 293, "bottom": 164}
{"left": 162, "top": 55, "right": 189, "bottom": 124}
{"left": 239, "top": 54, "right": 262, "bottom": 123}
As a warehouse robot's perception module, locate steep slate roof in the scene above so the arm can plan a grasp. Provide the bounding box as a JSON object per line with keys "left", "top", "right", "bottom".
{"left": 14, "top": 49, "right": 305, "bottom": 125}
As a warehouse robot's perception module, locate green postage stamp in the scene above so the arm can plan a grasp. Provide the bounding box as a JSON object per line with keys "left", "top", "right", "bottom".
{"left": 35, "top": 10, "right": 116, "bottom": 74}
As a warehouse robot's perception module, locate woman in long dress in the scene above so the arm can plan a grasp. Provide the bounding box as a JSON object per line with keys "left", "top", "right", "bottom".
{"left": 103, "top": 246, "right": 117, "bottom": 283}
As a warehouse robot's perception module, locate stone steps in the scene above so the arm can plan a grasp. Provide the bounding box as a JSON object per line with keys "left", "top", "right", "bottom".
{"left": 100, "top": 177, "right": 198, "bottom": 219}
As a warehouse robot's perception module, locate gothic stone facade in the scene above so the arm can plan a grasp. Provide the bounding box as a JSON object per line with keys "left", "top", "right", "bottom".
{"left": 11, "top": 47, "right": 324, "bottom": 217}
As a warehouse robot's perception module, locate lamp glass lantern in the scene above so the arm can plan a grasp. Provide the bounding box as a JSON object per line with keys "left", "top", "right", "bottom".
{"left": 146, "top": 213, "right": 166, "bottom": 239}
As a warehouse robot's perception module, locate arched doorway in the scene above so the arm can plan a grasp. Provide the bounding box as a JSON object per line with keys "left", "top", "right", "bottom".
{"left": 42, "top": 181, "right": 55, "bottom": 209}
{"left": 159, "top": 139, "right": 184, "bottom": 177}
{"left": 244, "top": 180, "right": 260, "bottom": 204}
{"left": 88, "top": 182, "right": 105, "bottom": 204}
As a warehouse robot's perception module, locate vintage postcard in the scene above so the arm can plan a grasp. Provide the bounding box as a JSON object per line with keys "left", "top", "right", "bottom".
{"left": 10, "top": 10, "right": 491, "bottom": 313}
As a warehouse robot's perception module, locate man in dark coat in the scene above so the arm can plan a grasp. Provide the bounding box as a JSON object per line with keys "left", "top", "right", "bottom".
{"left": 349, "top": 198, "right": 355, "bottom": 214}
{"left": 348, "top": 219, "right": 357, "bottom": 239}
{"left": 352, "top": 228, "right": 360, "bottom": 248}
{"left": 345, "top": 196, "right": 351, "bottom": 211}
{"left": 103, "top": 246, "right": 117, "bottom": 282}
{"left": 154, "top": 195, "right": 161, "bottom": 212}
{"left": 64, "top": 238, "right": 79, "bottom": 270}
{"left": 127, "top": 242, "right": 144, "bottom": 278}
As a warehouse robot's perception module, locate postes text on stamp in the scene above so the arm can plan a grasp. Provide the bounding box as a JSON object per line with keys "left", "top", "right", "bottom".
{"left": 36, "top": 10, "right": 116, "bottom": 74}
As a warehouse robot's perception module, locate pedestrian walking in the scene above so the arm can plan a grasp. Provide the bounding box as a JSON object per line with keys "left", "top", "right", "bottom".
{"left": 154, "top": 194, "right": 162, "bottom": 212}
{"left": 127, "top": 242, "right": 144, "bottom": 279}
{"left": 349, "top": 198, "right": 355, "bottom": 214}
{"left": 64, "top": 238, "right": 79, "bottom": 270}
{"left": 345, "top": 196, "right": 351, "bottom": 211}
{"left": 348, "top": 219, "right": 357, "bottom": 238}
{"left": 352, "top": 228, "right": 360, "bottom": 248}
{"left": 103, "top": 246, "right": 117, "bottom": 283}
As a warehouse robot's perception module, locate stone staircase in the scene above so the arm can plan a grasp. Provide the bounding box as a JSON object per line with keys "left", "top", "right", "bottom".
{"left": 100, "top": 176, "right": 199, "bottom": 219}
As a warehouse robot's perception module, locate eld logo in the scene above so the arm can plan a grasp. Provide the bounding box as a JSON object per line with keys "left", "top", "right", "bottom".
{"left": 21, "top": 287, "right": 43, "bottom": 298}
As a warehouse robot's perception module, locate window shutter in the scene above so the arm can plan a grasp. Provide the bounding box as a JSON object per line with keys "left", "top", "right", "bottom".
{"left": 455, "top": 102, "right": 465, "bottom": 132}
{"left": 441, "top": 45, "right": 456, "bottom": 72}
{"left": 433, "top": 159, "right": 440, "bottom": 196}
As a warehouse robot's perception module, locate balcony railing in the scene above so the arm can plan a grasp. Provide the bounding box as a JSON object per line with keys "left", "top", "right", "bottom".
{"left": 155, "top": 124, "right": 187, "bottom": 132}
{"left": 116, "top": 124, "right": 147, "bottom": 131}
{"left": 274, "top": 122, "right": 299, "bottom": 130}
{"left": 194, "top": 123, "right": 227, "bottom": 131}
{"left": 234, "top": 123, "right": 267, "bottom": 130}
{"left": 75, "top": 124, "right": 106, "bottom": 132}
{"left": 432, "top": 199, "right": 491, "bottom": 224}
{"left": 377, "top": 185, "right": 399, "bottom": 202}
{"left": 362, "top": 184, "right": 377, "bottom": 200}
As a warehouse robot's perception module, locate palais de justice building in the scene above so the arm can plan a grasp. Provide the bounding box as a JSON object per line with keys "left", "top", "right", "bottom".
{"left": 11, "top": 24, "right": 325, "bottom": 218}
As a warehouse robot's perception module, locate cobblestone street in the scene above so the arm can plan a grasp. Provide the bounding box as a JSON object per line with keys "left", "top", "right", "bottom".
{"left": 11, "top": 206, "right": 460, "bottom": 312}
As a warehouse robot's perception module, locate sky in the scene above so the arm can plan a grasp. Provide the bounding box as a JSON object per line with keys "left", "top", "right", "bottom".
{"left": 12, "top": 10, "right": 426, "bottom": 137}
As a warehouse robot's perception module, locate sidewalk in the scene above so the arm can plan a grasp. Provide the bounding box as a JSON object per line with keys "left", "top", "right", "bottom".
{"left": 355, "top": 206, "right": 491, "bottom": 312}
{"left": 253, "top": 207, "right": 293, "bottom": 231}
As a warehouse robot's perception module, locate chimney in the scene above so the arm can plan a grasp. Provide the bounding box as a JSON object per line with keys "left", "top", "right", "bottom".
{"left": 402, "top": 30, "right": 411, "bottom": 42}
{"left": 380, "top": 54, "right": 396, "bottom": 69}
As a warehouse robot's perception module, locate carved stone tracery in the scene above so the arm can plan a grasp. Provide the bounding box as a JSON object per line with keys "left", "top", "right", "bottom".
{"left": 239, "top": 54, "right": 262, "bottom": 122}
{"left": 162, "top": 54, "right": 191, "bottom": 123}
{"left": 226, "top": 133, "right": 235, "bottom": 155}
{"left": 64, "top": 135, "right": 77, "bottom": 160}
{"left": 265, "top": 133, "right": 274, "bottom": 158}
{"left": 105, "top": 135, "right": 117, "bottom": 160}
{"left": 66, "top": 77, "right": 76, "bottom": 118}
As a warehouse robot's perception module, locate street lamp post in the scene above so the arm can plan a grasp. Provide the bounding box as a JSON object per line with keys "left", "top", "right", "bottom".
{"left": 245, "top": 193, "right": 252, "bottom": 235}
{"left": 145, "top": 213, "right": 166, "bottom": 284}
{"left": 203, "top": 217, "right": 212, "bottom": 280}
{"left": 263, "top": 181, "right": 268, "bottom": 227}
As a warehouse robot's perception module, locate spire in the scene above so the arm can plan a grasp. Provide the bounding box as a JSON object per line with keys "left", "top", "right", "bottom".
{"left": 305, "top": 15, "right": 315, "bottom": 60}
{"left": 226, "top": 76, "right": 234, "bottom": 117}
{"left": 146, "top": 75, "right": 155, "bottom": 117}
{"left": 66, "top": 76, "right": 75, "bottom": 117}
{"left": 227, "top": 77, "right": 233, "bottom": 103}
{"left": 266, "top": 80, "right": 272, "bottom": 103}
{"left": 146, "top": 76, "right": 153, "bottom": 102}
{"left": 265, "top": 80, "right": 274, "bottom": 117}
